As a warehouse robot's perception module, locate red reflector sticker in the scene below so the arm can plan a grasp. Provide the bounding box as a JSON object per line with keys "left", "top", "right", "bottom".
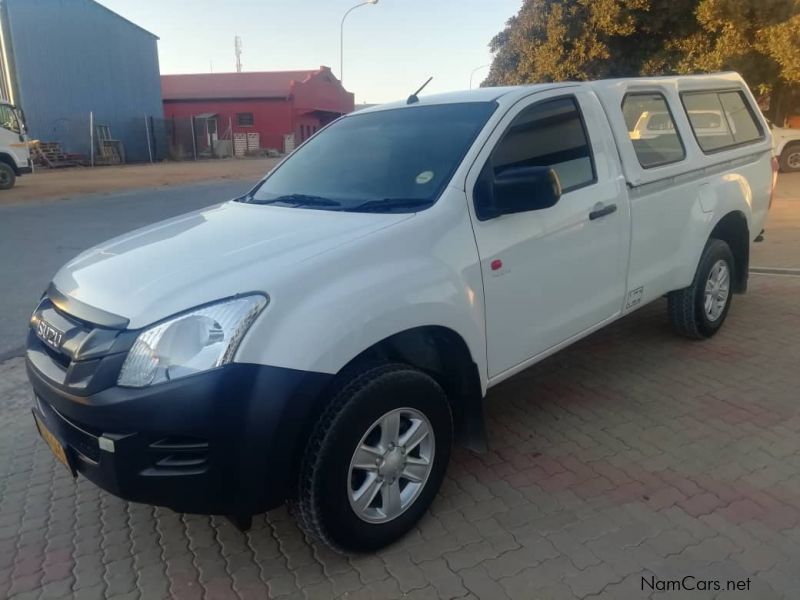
{"left": 491, "top": 259, "right": 503, "bottom": 271}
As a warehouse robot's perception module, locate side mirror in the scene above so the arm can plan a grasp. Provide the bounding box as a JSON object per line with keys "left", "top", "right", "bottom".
{"left": 492, "top": 166, "right": 562, "bottom": 216}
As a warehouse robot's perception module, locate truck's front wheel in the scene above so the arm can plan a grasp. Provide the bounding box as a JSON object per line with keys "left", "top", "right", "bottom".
{"left": 293, "top": 363, "right": 453, "bottom": 552}
{"left": 779, "top": 143, "right": 800, "bottom": 172}
{"left": 668, "top": 238, "right": 735, "bottom": 339}
{"left": 0, "top": 163, "right": 16, "bottom": 190}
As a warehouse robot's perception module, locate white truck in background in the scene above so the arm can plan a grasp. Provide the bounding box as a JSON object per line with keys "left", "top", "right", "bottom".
{"left": 772, "top": 124, "right": 800, "bottom": 172}
{"left": 0, "top": 101, "right": 31, "bottom": 189}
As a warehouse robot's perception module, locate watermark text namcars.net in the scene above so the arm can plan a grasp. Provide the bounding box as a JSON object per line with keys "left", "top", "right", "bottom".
{"left": 642, "top": 576, "right": 751, "bottom": 593}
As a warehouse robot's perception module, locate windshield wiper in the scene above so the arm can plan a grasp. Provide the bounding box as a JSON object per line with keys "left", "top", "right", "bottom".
{"left": 348, "top": 198, "right": 433, "bottom": 213}
{"left": 247, "top": 194, "right": 342, "bottom": 208}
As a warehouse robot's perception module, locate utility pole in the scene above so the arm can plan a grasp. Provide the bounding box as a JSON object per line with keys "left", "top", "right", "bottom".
{"left": 340, "top": 1, "right": 379, "bottom": 85}
{"left": 469, "top": 64, "right": 490, "bottom": 89}
{"left": 235, "top": 36, "right": 243, "bottom": 73}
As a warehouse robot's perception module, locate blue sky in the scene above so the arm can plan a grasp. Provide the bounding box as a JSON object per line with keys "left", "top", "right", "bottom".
{"left": 98, "top": 0, "right": 522, "bottom": 104}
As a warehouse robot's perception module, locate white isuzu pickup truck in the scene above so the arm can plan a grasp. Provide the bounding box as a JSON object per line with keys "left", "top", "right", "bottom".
{"left": 27, "top": 73, "right": 774, "bottom": 551}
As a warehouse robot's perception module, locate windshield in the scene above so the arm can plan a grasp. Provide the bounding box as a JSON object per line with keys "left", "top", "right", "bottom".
{"left": 0, "top": 104, "right": 21, "bottom": 134}
{"left": 241, "top": 102, "right": 497, "bottom": 213}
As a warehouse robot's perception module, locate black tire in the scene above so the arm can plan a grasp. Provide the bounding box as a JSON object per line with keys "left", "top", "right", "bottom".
{"left": 0, "top": 162, "right": 16, "bottom": 190}
{"left": 668, "top": 238, "right": 735, "bottom": 339}
{"left": 292, "top": 362, "right": 453, "bottom": 552}
{"left": 779, "top": 143, "right": 800, "bottom": 173}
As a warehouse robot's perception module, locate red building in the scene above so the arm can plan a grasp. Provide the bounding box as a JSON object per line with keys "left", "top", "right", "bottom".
{"left": 161, "top": 67, "right": 354, "bottom": 154}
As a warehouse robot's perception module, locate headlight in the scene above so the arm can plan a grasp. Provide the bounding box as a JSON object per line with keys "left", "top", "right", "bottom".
{"left": 117, "top": 294, "right": 267, "bottom": 388}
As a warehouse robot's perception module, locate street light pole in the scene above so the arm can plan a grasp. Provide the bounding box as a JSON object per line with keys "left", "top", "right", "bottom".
{"left": 340, "top": 0, "right": 378, "bottom": 86}
{"left": 469, "top": 64, "right": 491, "bottom": 90}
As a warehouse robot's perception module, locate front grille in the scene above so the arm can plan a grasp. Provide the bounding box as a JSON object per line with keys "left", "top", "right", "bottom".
{"left": 42, "top": 343, "right": 71, "bottom": 369}
{"left": 28, "top": 295, "right": 135, "bottom": 395}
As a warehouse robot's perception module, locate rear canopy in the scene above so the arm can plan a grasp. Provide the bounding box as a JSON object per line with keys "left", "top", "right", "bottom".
{"left": 588, "top": 73, "right": 771, "bottom": 187}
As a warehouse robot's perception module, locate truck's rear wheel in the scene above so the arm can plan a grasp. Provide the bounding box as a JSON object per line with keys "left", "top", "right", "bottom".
{"left": 668, "top": 238, "right": 734, "bottom": 339}
{"left": 0, "top": 163, "right": 16, "bottom": 190}
{"left": 292, "top": 363, "right": 452, "bottom": 552}
{"left": 779, "top": 143, "right": 800, "bottom": 173}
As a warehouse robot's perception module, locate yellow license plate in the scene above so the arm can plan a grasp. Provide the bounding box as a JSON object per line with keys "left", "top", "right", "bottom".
{"left": 34, "top": 412, "right": 70, "bottom": 469}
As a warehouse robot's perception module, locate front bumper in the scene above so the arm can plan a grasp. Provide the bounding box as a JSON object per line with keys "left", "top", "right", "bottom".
{"left": 26, "top": 301, "right": 331, "bottom": 516}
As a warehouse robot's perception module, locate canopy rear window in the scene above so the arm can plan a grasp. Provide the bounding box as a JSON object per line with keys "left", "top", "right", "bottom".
{"left": 681, "top": 90, "right": 764, "bottom": 153}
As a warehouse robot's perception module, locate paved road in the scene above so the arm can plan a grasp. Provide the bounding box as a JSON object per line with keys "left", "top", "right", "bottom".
{"left": 0, "top": 180, "right": 256, "bottom": 360}
{"left": 2, "top": 276, "right": 799, "bottom": 599}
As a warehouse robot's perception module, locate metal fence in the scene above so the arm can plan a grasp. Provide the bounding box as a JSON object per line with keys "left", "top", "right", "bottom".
{"left": 31, "top": 112, "right": 167, "bottom": 166}
{"left": 31, "top": 112, "right": 286, "bottom": 167}
{"left": 160, "top": 116, "right": 278, "bottom": 160}
{"left": 161, "top": 116, "right": 234, "bottom": 161}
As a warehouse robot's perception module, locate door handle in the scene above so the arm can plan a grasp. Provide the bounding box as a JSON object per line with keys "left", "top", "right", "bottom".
{"left": 589, "top": 203, "right": 617, "bottom": 220}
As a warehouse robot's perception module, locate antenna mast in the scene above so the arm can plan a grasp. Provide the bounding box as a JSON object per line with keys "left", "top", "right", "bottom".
{"left": 407, "top": 76, "right": 433, "bottom": 105}
{"left": 235, "top": 36, "right": 243, "bottom": 72}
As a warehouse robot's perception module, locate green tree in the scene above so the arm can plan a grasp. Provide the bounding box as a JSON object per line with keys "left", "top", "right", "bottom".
{"left": 486, "top": 0, "right": 800, "bottom": 117}
{"left": 672, "top": 0, "right": 800, "bottom": 92}
{"left": 485, "top": 0, "right": 701, "bottom": 85}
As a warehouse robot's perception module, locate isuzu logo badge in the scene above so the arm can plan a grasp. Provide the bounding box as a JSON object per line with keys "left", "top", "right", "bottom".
{"left": 36, "top": 319, "right": 65, "bottom": 351}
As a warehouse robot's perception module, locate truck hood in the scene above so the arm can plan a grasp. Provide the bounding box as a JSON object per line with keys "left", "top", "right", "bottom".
{"left": 52, "top": 201, "right": 411, "bottom": 329}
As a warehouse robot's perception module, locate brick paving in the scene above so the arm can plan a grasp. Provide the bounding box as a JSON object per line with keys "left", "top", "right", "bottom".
{"left": 0, "top": 273, "right": 798, "bottom": 599}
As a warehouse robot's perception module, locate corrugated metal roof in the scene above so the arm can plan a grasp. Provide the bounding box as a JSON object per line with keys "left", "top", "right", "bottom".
{"left": 161, "top": 70, "right": 324, "bottom": 101}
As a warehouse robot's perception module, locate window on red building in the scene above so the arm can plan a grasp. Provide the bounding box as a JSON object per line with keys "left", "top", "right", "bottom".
{"left": 237, "top": 112, "right": 254, "bottom": 127}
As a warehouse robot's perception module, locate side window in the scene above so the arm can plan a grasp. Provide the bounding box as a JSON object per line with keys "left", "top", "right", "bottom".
{"left": 622, "top": 93, "right": 686, "bottom": 168}
{"left": 0, "top": 105, "right": 19, "bottom": 134}
{"left": 682, "top": 91, "right": 763, "bottom": 153}
{"left": 681, "top": 92, "right": 734, "bottom": 151}
{"left": 237, "top": 112, "right": 254, "bottom": 127}
{"left": 490, "top": 96, "right": 595, "bottom": 192}
{"left": 718, "top": 91, "right": 762, "bottom": 145}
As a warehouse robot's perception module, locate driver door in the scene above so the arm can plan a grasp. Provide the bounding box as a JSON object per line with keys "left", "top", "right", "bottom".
{"left": 467, "top": 90, "right": 629, "bottom": 380}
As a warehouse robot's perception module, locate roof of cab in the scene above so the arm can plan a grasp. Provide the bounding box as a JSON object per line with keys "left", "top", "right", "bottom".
{"left": 353, "top": 83, "right": 571, "bottom": 114}
{"left": 355, "top": 72, "right": 747, "bottom": 115}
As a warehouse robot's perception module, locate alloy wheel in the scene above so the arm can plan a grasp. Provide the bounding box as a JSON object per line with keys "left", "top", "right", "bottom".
{"left": 347, "top": 407, "right": 435, "bottom": 523}
{"left": 704, "top": 259, "right": 730, "bottom": 322}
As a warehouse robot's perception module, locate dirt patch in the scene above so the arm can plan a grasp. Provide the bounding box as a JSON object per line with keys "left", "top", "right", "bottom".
{"left": 0, "top": 158, "right": 280, "bottom": 203}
